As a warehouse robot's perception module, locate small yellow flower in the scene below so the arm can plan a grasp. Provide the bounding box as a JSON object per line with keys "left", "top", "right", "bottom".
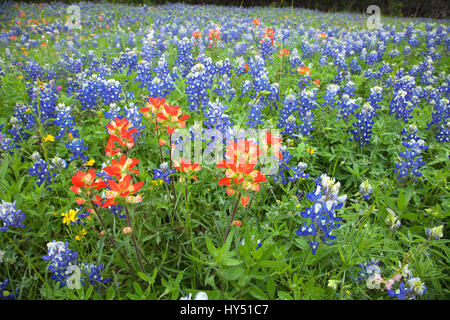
{"left": 307, "top": 147, "right": 315, "bottom": 155}
{"left": 86, "top": 159, "right": 95, "bottom": 167}
{"left": 68, "top": 132, "right": 74, "bottom": 140}
{"left": 17, "top": 75, "right": 23, "bottom": 79}
{"left": 296, "top": 204, "right": 300, "bottom": 208}
{"left": 61, "top": 209, "right": 78, "bottom": 225}
{"left": 75, "top": 228, "right": 87, "bottom": 241}
{"left": 346, "top": 290, "right": 350, "bottom": 295}
{"left": 3, "top": 290, "right": 10, "bottom": 297}
{"left": 43, "top": 134, "right": 54, "bottom": 142}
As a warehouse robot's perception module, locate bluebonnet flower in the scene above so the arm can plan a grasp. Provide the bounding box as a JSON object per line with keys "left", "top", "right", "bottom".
{"left": 278, "top": 89, "right": 316, "bottom": 139}
{"left": 247, "top": 102, "right": 265, "bottom": 128}
{"left": 348, "top": 57, "right": 361, "bottom": 74}
{"left": 289, "top": 48, "right": 303, "bottom": 72}
{"left": 385, "top": 208, "right": 401, "bottom": 230}
{"left": 213, "top": 74, "right": 235, "bottom": 102}
{"left": 124, "top": 103, "right": 145, "bottom": 135}
{"left": 389, "top": 75, "right": 419, "bottom": 123}
{"left": 408, "top": 35, "right": 420, "bottom": 48}
{"left": 50, "top": 156, "right": 68, "bottom": 172}
{"left": 153, "top": 162, "right": 176, "bottom": 184}
{"left": 110, "top": 205, "right": 127, "bottom": 219}
{"left": 0, "top": 200, "right": 26, "bottom": 232}
{"left": 367, "top": 86, "right": 383, "bottom": 109}
{"left": 350, "top": 259, "right": 381, "bottom": 283}
{"left": 427, "top": 97, "right": 449, "bottom": 143}
{"left": 350, "top": 103, "right": 375, "bottom": 145}
{"left": 435, "top": 122, "right": 449, "bottom": 143}
{"left": 28, "top": 154, "right": 57, "bottom": 188}
{"left": 402, "top": 46, "right": 412, "bottom": 55}
{"left": 359, "top": 180, "right": 373, "bottom": 200}
{"left": 203, "top": 99, "right": 233, "bottom": 133}
{"left": 387, "top": 277, "right": 426, "bottom": 300}
{"left": 0, "top": 130, "right": 14, "bottom": 154}
{"left": 273, "top": 148, "right": 309, "bottom": 184}
{"left": 233, "top": 42, "right": 248, "bottom": 57}
{"left": 98, "top": 78, "right": 123, "bottom": 106}
{"left": 394, "top": 124, "right": 428, "bottom": 181}
{"left": 147, "top": 54, "right": 176, "bottom": 98}
{"left": 0, "top": 279, "right": 17, "bottom": 300}
{"left": 322, "top": 84, "right": 340, "bottom": 108}
{"left": 180, "top": 291, "right": 209, "bottom": 300}
{"left": 66, "top": 138, "right": 89, "bottom": 162}
{"left": 42, "top": 240, "right": 111, "bottom": 288}
{"left": 296, "top": 174, "right": 347, "bottom": 254}
{"left": 215, "top": 59, "right": 233, "bottom": 77}
{"left": 54, "top": 103, "right": 79, "bottom": 140}
{"left": 336, "top": 94, "right": 359, "bottom": 120}
{"left": 260, "top": 37, "right": 275, "bottom": 60}
{"left": 388, "top": 49, "right": 400, "bottom": 58}
{"left": 426, "top": 225, "right": 443, "bottom": 240}
{"left": 240, "top": 235, "right": 263, "bottom": 250}
{"left": 185, "top": 61, "right": 214, "bottom": 112}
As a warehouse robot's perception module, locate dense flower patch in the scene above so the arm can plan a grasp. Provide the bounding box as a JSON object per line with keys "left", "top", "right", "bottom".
{"left": 0, "top": 2, "right": 448, "bottom": 301}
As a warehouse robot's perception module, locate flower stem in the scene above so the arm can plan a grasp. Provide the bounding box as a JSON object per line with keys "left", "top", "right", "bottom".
{"left": 124, "top": 206, "right": 145, "bottom": 273}
{"left": 5, "top": 232, "right": 50, "bottom": 292}
{"left": 224, "top": 192, "right": 241, "bottom": 242}
{"left": 89, "top": 200, "right": 134, "bottom": 272}
{"left": 184, "top": 182, "right": 197, "bottom": 287}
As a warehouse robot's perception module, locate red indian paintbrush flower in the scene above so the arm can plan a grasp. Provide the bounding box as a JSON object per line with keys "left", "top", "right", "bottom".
{"left": 105, "top": 117, "right": 137, "bottom": 157}
{"left": 297, "top": 66, "right": 311, "bottom": 75}
{"left": 261, "top": 28, "right": 275, "bottom": 44}
{"left": 217, "top": 139, "right": 267, "bottom": 207}
{"left": 208, "top": 28, "right": 220, "bottom": 47}
{"left": 69, "top": 169, "right": 106, "bottom": 205}
{"left": 156, "top": 104, "right": 190, "bottom": 135}
{"left": 97, "top": 174, "right": 144, "bottom": 208}
{"left": 140, "top": 97, "right": 166, "bottom": 119}
{"left": 279, "top": 48, "right": 290, "bottom": 57}
{"left": 102, "top": 154, "right": 140, "bottom": 180}
{"left": 252, "top": 18, "right": 261, "bottom": 28}
{"left": 174, "top": 158, "right": 201, "bottom": 182}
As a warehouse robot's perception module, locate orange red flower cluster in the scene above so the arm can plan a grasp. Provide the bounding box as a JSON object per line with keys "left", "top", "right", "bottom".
{"left": 156, "top": 104, "right": 190, "bottom": 135}
{"left": 140, "top": 97, "right": 166, "bottom": 119}
{"left": 261, "top": 28, "right": 275, "bottom": 44}
{"left": 70, "top": 117, "right": 144, "bottom": 209}
{"left": 140, "top": 97, "right": 190, "bottom": 136}
{"left": 105, "top": 117, "right": 137, "bottom": 157}
{"left": 217, "top": 139, "right": 266, "bottom": 207}
{"left": 174, "top": 158, "right": 201, "bottom": 182}
{"left": 208, "top": 28, "right": 220, "bottom": 47}
{"left": 279, "top": 48, "right": 290, "bottom": 57}
{"left": 70, "top": 169, "right": 106, "bottom": 205}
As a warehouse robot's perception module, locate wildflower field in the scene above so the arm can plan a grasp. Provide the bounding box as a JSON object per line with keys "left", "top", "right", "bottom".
{"left": 0, "top": 2, "right": 449, "bottom": 301}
